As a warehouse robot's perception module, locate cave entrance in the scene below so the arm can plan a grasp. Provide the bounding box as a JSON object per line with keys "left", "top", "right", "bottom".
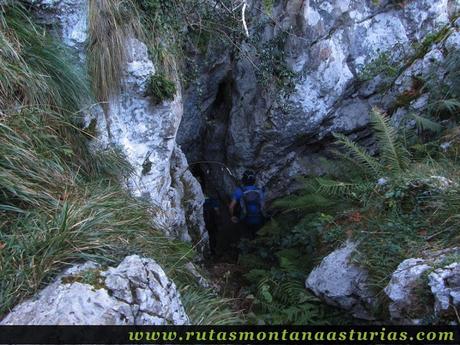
{"left": 190, "top": 163, "right": 240, "bottom": 263}
{"left": 187, "top": 75, "right": 245, "bottom": 263}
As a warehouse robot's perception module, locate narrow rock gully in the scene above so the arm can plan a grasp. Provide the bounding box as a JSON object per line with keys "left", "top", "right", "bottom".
{"left": 178, "top": 69, "right": 275, "bottom": 310}
{"left": 190, "top": 164, "right": 249, "bottom": 289}
{"left": 179, "top": 72, "right": 257, "bottom": 301}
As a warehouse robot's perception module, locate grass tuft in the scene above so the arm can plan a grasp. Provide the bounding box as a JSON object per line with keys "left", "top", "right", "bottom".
{"left": 0, "top": 3, "right": 89, "bottom": 111}
{"left": 87, "top": 0, "right": 142, "bottom": 113}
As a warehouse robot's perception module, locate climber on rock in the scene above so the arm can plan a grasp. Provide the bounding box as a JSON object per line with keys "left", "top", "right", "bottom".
{"left": 229, "top": 170, "right": 265, "bottom": 240}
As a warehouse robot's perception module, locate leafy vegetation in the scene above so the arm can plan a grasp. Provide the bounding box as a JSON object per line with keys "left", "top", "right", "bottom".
{"left": 252, "top": 30, "right": 297, "bottom": 92}
{"left": 0, "top": 2, "right": 238, "bottom": 324}
{"left": 262, "top": 0, "right": 275, "bottom": 15}
{"left": 146, "top": 74, "right": 177, "bottom": 103}
{"left": 372, "top": 0, "right": 407, "bottom": 6}
{"left": 257, "top": 43, "right": 460, "bottom": 321}
{"left": 238, "top": 215, "right": 346, "bottom": 325}
{"left": 358, "top": 50, "right": 400, "bottom": 82}
{"left": 424, "top": 49, "right": 460, "bottom": 119}
{"left": 134, "top": 0, "right": 297, "bottom": 95}
{"left": 134, "top": 0, "right": 244, "bottom": 76}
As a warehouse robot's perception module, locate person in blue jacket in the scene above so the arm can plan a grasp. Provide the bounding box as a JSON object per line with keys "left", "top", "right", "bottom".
{"left": 228, "top": 170, "right": 265, "bottom": 239}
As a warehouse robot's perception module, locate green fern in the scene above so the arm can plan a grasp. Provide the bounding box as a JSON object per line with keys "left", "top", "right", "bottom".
{"left": 432, "top": 99, "right": 460, "bottom": 114}
{"left": 409, "top": 113, "right": 443, "bottom": 133}
{"left": 370, "top": 108, "right": 410, "bottom": 174}
{"left": 315, "top": 177, "right": 373, "bottom": 198}
{"left": 249, "top": 273, "right": 325, "bottom": 324}
{"left": 333, "top": 132, "right": 382, "bottom": 177}
{"left": 272, "top": 192, "right": 335, "bottom": 212}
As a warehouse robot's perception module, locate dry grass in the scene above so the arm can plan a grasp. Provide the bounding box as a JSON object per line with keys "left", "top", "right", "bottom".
{"left": 0, "top": 1, "right": 240, "bottom": 325}
{"left": 87, "top": 0, "right": 142, "bottom": 112}
{"left": 0, "top": 4, "right": 89, "bottom": 111}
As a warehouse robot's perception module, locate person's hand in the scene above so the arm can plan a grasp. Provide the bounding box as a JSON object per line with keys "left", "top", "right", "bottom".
{"left": 231, "top": 216, "right": 239, "bottom": 224}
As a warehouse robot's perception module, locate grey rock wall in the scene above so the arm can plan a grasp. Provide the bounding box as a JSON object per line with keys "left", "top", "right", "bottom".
{"left": 31, "top": 0, "right": 206, "bottom": 246}
{"left": 179, "top": 0, "right": 460, "bottom": 201}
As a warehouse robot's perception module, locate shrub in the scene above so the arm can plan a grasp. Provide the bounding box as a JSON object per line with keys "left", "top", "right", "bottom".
{"left": 253, "top": 31, "right": 297, "bottom": 92}
{"left": 145, "top": 74, "right": 177, "bottom": 104}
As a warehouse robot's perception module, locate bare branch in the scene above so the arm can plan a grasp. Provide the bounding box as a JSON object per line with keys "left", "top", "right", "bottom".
{"left": 242, "top": 0, "right": 249, "bottom": 37}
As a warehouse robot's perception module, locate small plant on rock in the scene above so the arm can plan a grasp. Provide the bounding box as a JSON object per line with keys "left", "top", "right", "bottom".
{"left": 145, "top": 74, "right": 177, "bottom": 104}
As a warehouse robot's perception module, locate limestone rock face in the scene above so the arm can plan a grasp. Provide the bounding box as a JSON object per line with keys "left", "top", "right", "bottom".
{"left": 384, "top": 259, "right": 432, "bottom": 323}
{"left": 179, "top": 0, "right": 460, "bottom": 201}
{"left": 307, "top": 244, "right": 460, "bottom": 323}
{"left": 30, "top": 0, "right": 206, "bottom": 246}
{"left": 429, "top": 263, "right": 460, "bottom": 317}
{"left": 0, "top": 256, "right": 189, "bottom": 325}
{"left": 384, "top": 248, "right": 460, "bottom": 323}
{"left": 305, "top": 241, "right": 376, "bottom": 319}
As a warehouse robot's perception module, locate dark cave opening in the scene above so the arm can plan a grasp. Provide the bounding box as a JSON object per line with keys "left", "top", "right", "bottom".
{"left": 186, "top": 75, "right": 244, "bottom": 262}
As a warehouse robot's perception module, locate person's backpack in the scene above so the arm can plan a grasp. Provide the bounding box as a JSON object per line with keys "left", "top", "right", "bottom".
{"left": 240, "top": 187, "right": 264, "bottom": 219}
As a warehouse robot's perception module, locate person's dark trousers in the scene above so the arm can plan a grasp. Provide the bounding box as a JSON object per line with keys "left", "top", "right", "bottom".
{"left": 204, "top": 198, "right": 220, "bottom": 256}
{"left": 242, "top": 222, "right": 263, "bottom": 240}
{"left": 208, "top": 226, "right": 217, "bottom": 255}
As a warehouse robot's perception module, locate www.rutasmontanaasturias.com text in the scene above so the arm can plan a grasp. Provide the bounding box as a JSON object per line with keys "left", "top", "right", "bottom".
{"left": 127, "top": 328, "right": 455, "bottom": 343}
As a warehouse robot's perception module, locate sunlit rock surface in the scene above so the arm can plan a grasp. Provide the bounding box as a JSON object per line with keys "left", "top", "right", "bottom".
{"left": 305, "top": 241, "right": 376, "bottom": 320}
{"left": 0, "top": 256, "right": 189, "bottom": 325}
{"left": 385, "top": 248, "right": 460, "bottom": 323}
{"left": 30, "top": 0, "right": 206, "bottom": 246}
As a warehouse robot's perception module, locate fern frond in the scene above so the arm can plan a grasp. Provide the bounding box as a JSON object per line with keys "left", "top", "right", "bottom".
{"left": 432, "top": 99, "right": 460, "bottom": 114}
{"left": 408, "top": 113, "right": 443, "bottom": 133}
{"left": 330, "top": 150, "right": 367, "bottom": 178}
{"left": 333, "top": 133, "right": 382, "bottom": 177}
{"left": 370, "top": 108, "right": 410, "bottom": 174}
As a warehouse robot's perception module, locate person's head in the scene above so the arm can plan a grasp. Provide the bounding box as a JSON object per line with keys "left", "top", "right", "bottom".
{"left": 242, "top": 170, "right": 256, "bottom": 186}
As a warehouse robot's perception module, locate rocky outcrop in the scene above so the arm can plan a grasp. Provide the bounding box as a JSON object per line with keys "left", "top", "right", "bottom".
{"left": 30, "top": 0, "right": 206, "bottom": 246}
{"left": 305, "top": 241, "right": 376, "bottom": 319}
{"left": 0, "top": 256, "right": 189, "bottom": 325}
{"left": 384, "top": 258, "right": 433, "bottom": 323}
{"left": 179, "top": 0, "right": 460, "bottom": 201}
{"left": 429, "top": 262, "right": 460, "bottom": 317}
{"left": 307, "top": 244, "right": 460, "bottom": 323}
{"left": 385, "top": 248, "right": 460, "bottom": 323}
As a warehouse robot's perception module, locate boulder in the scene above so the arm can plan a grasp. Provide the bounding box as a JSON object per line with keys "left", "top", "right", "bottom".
{"left": 429, "top": 262, "right": 460, "bottom": 317}
{"left": 384, "top": 248, "right": 460, "bottom": 323}
{"left": 384, "top": 259, "right": 432, "bottom": 323}
{"left": 0, "top": 256, "right": 189, "bottom": 325}
{"left": 305, "top": 241, "right": 376, "bottom": 319}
